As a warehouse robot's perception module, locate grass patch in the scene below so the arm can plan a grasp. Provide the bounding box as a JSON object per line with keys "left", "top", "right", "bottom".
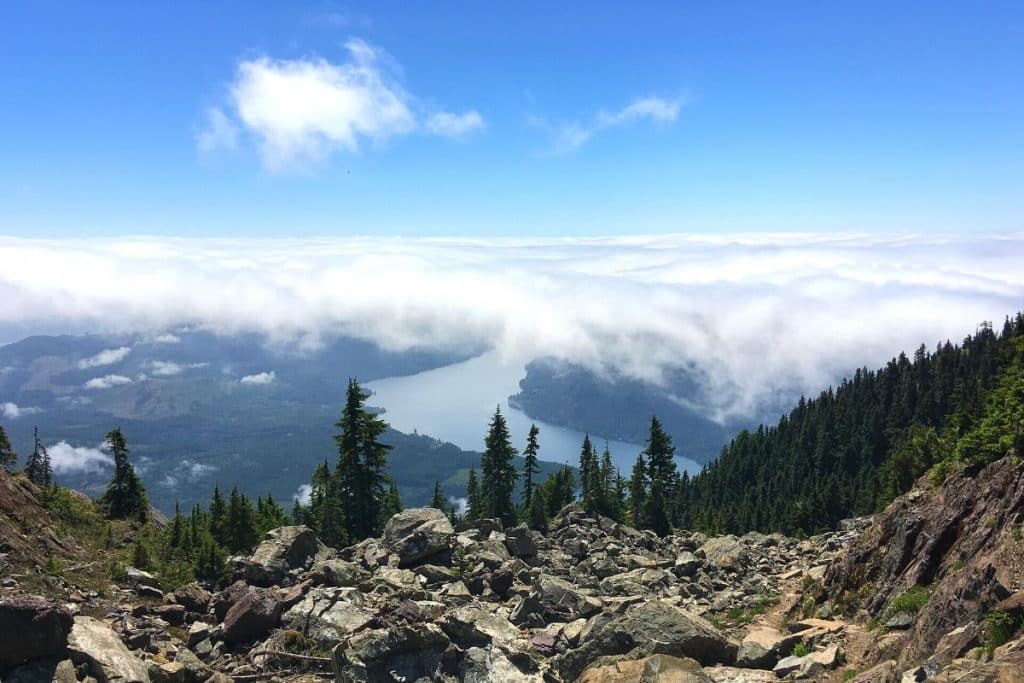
{"left": 887, "top": 585, "right": 932, "bottom": 616}
{"left": 791, "top": 642, "right": 809, "bottom": 657}
{"left": 983, "top": 609, "right": 1018, "bottom": 653}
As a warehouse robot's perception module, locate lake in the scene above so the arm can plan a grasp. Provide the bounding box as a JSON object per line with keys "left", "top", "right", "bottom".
{"left": 367, "top": 351, "right": 701, "bottom": 476}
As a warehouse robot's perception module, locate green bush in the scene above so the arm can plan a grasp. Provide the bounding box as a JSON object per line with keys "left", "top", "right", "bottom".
{"left": 888, "top": 585, "right": 932, "bottom": 615}
{"left": 791, "top": 642, "right": 809, "bottom": 657}
{"left": 983, "top": 609, "right": 1017, "bottom": 652}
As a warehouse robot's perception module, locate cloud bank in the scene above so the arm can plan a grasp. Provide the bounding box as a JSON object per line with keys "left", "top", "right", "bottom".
{"left": 202, "top": 38, "right": 484, "bottom": 170}
{"left": 78, "top": 346, "right": 132, "bottom": 369}
{"left": 84, "top": 374, "right": 133, "bottom": 390}
{"left": 1, "top": 234, "right": 1022, "bottom": 420}
{"left": 240, "top": 371, "right": 276, "bottom": 386}
{"left": 47, "top": 441, "right": 113, "bottom": 474}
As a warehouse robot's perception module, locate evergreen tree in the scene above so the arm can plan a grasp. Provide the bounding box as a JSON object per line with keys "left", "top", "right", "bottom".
{"left": 225, "top": 486, "right": 258, "bottom": 553}
{"left": 540, "top": 465, "right": 577, "bottom": 519}
{"left": 466, "top": 468, "right": 482, "bottom": 521}
{"left": 578, "top": 433, "right": 599, "bottom": 513}
{"left": 25, "top": 427, "right": 50, "bottom": 486}
{"left": 0, "top": 425, "right": 16, "bottom": 469}
{"left": 100, "top": 428, "right": 148, "bottom": 521}
{"left": 194, "top": 533, "right": 228, "bottom": 583}
{"left": 429, "top": 481, "right": 448, "bottom": 512}
{"left": 528, "top": 485, "right": 548, "bottom": 532}
{"left": 381, "top": 478, "right": 403, "bottom": 525}
{"left": 642, "top": 416, "right": 677, "bottom": 535}
{"left": 598, "top": 445, "right": 620, "bottom": 520}
{"left": 480, "top": 406, "right": 518, "bottom": 525}
{"left": 208, "top": 486, "right": 228, "bottom": 546}
{"left": 628, "top": 453, "right": 647, "bottom": 528}
{"left": 334, "top": 378, "right": 393, "bottom": 542}
{"left": 520, "top": 424, "right": 541, "bottom": 520}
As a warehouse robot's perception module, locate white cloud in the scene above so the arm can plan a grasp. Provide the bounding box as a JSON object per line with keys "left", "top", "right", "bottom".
{"left": 449, "top": 496, "right": 468, "bottom": 515}
{"left": 204, "top": 38, "right": 484, "bottom": 170}
{"left": 153, "top": 333, "right": 181, "bottom": 344}
{"left": 426, "top": 110, "right": 484, "bottom": 138}
{"left": 47, "top": 441, "right": 113, "bottom": 474}
{"left": 240, "top": 371, "right": 276, "bottom": 385}
{"left": 196, "top": 107, "right": 239, "bottom": 153}
{"left": 294, "top": 484, "right": 312, "bottom": 505}
{"left": 83, "top": 374, "right": 133, "bottom": 390}
{"left": 149, "top": 360, "right": 208, "bottom": 376}
{"left": 539, "top": 95, "right": 684, "bottom": 152}
{"left": 78, "top": 346, "right": 132, "bottom": 369}
{"left": 1, "top": 402, "right": 39, "bottom": 418}
{"left": 1, "top": 235, "right": 1023, "bottom": 420}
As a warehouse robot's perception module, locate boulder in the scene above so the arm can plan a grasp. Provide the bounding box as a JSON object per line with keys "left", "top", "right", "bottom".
{"left": 124, "top": 568, "right": 160, "bottom": 589}
{"left": 505, "top": 524, "right": 539, "bottom": 558}
{"left": 211, "top": 581, "right": 250, "bottom": 621}
{"left": 735, "top": 626, "right": 800, "bottom": 669}
{"left": 674, "top": 552, "right": 700, "bottom": 577}
{"left": 281, "top": 587, "right": 375, "bottom": 646}
{"left": 3, "top": 658, "right": 78, "bottom": 683}
{"left": 382, "top": 508, "right": 454, "bottom": 567}
{"left": 441, "top": 605, "right": 520, "bottom": 646}
{"left": 171, "top": 583, "right": 211, "bottom": 613}
{"left": 460, "top": 646, "right": 544, "bottom": 682}
{"left": 151, "top": 605, "right": 186, "bottom": 626}
{"left": 578, "top": 654, "right": 712, "bottom": 682}
{"left": 552, "top": 601, "right": 737, "bottom": 681}
{"left": 332, "top": 623, "right": 450, "bottom": 682}
{"left": 533, "top": 574, "right": 603, "bottom": 622}
{"left": 699, "top": 537, "right": 746, "bottom": 572}
{"left": 311, "top": 558, "right": 366, "bottom": 587}
{"left": 221, "top": 587, "right": 282, "bottom": 643}
{"left": 703, "top": 666, "right": 776, "bottom": 682}
{"left": 0, "top": 595, "right": 73, "bottom": 666}
{"left": 67, "top": 616, "right": 151, "bottom": 683}
{"left": 244, "top": 525, "right": 320, "bottom": 586}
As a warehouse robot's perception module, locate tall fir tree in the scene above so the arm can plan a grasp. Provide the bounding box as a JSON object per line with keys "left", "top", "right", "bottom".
{"left": 642, "top": 416, "right": 677, "bottom": 536}
{"left": 465, "top": 468, "right": 482, "bottom": 521}
{"left": 25, "top": 426, "right": 50, "bottom": 486}
{"left": 628, "top": 453, "right": 647, "bottom": 528}
{"left": 480, "top": 406, "right": 518, "bottom": 525}
{"left": 598, "top": 444, "right": 620, "bottom": 520}
{"left": 429, "top": 481, "right": 448, "bottom": 512}
{"left": 334, "top": 378, "right": 394, "bottom": 542}
{"left": 100, "top": 428, "right": 148, "bottom": 521}
{"left": 520, "top": 424, "right": 541, "bottom": 520}
{"left": 578, "top": 433, "right": 599, "bottom": 513}
{"left": 208, "top": 486, "right": 228, "bottom": 546}
{"left": 0, "top": 425, "right": 16, "bottom": 469}
{"left": 226, "top": 486, "right": 258, "bottom": 553}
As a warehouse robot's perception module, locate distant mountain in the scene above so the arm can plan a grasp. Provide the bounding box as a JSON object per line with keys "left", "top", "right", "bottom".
{"left": 0, "top": 331, "right": 564, "bottom": 512}
{"left": 509, "top": 358, "right": 751, "bottom": 465}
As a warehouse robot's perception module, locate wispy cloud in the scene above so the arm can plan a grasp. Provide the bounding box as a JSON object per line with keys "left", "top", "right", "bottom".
{"left": 535, "top": 95, "right": 685, "bottom": 153}
{"left": 152, "top": 333, "right": 181, "bottom": 344}
{"left": 200, "top": 38, "right": 484, "bottom": 170}
{"left": 1, "top": 235, "right": 1022, "bottom": 420}
{"left": 1, "top": 401, "right": 40, "bottom": 419}
{"left": 149, "top": 360, "right": 208, "bottom": 376}
{"left": 240, "top": 371, "right": 276, "bottom": 385}
{"left": 83, "top": 374, "right": 133, "bottom": 390}
{"left": 426, "top": 110, "right": 485, "bottom": 138}
{"left": 47, "top": 441, "right": 113, "bottom": 474}
{"left": 78, "top": 346, "right": 131, "bottom": 369}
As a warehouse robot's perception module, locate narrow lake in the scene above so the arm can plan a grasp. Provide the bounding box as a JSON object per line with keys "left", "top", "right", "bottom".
{"left": 367, "top": 351, "right": 701, "bottom": 476}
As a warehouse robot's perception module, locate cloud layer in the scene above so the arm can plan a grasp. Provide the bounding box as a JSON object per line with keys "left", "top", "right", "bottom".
{"left": 1, "top": 234, "right": 1022, "bottom": 420}
{"left": 47, "top": 441, "right": 113, "bottom": 474}
{"left": 202, "top": 39, "right": 484, "bottom": 170}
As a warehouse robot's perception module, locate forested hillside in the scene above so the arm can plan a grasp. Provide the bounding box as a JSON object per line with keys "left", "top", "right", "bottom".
{"left": 677, "top": 313, "right": 1024, "bottom": 536}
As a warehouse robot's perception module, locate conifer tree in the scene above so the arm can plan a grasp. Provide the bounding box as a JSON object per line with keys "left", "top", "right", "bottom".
{"left": 480, "top": 406, "right": 518, "bottom": 525}
{"left": 642, "top": 416, "right": 677, "bottom": 536}
{"left": 100, "top": 428, "right": 148, "bottom": 521}
{"left": 578, "top": 433, "right": 599, "bottom": 513}
{"left": 0, "top": 425, "right": 16, "bottom": 469}
{"left": 429, "top": 481, "right": 448, "bottom": 512}
{"left": 598, "top": 445, "right": 620, "bottom": 520}
{"left": 25, "top": 427, "right": 49, "bottom": 486}
{"left": 334, "top": 378, "right": 393, "bottom": 542}
{"left": 208, "top": 486, "right": 227, "bottom": 546}
{"left": 520, "top": 424, "right": 541, "bottom": 519}
{"left": 381, "top": 478, "right": 402, "bottom": 525}
{"left": 528, "top": 485, "right": 548, "bottom": 532}
{"left": 465, "top": 468, "right": 482, "bottom": 521}
{"left": 540, "top": 465, "right": 577, "bottom": 519}
{"left": 628, "top": 453, "right": 647, "bottom": 528}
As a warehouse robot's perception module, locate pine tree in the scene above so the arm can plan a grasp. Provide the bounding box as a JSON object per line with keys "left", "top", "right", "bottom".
{"left": 25, "top": 427, "right": 48, "bottom": 486}
{"left": 225, "top": 485, "right": 258, "bottom": 553}
{"left": 520, "top": 424, "right": 541, "bottom": 519}
{"left": 598, "top": 445, "right": 620, "bottom": 520}
{"left": 208, "top": 486, "right": 227, "bottom": 546}
{"left": 528, "top": 485, "right": 548, "bottom": 532}
{"left": 628, "top": 453, "right": 647, "bottom": 528}
{"left": 429, "top": 481, "right": 448, "bottom": 512}
{"left": 480, "top": 406, "right": 518, "bottom": 525}
{"left": 578, "top": 433, "right": 599, "bottom": 513}
{"left": 194, "top": 534, "right": 227, "bottom": 583}
{"left": 642, "top": 417, "right": 677, "bottom": 536}
{"left": 0, "top": 425, "right": 16, "bottom": 469}
{"left": 466, "top": 468, "right": 482, "bottom": 521}
{"left": 380, "top": 478, "right": 402, "bottom": 525}
{"left": 100, "top": 428, "right": 148, "bottom": 521}
{"left": 334, "top": 378, "right": 393, "bottom": 542}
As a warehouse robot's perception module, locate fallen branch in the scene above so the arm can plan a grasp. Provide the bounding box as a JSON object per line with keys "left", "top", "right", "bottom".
{"left": 250, "top": 649, "right": 333, "bottom": 664}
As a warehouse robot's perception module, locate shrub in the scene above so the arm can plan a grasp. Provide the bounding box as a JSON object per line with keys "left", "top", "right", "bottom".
{"left": 791, "top": 642, "right": 809, "bottom": 657}
{"left": 983, "top": 609, "right": 1017, "bottom": 652}
{"left": 888, "top": 585, "right": 932, "bottom": 615}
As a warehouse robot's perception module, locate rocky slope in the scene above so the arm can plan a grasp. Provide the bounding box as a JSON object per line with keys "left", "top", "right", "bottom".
{"left": 3, "top": 457, "right": 1024, "bottom": 682}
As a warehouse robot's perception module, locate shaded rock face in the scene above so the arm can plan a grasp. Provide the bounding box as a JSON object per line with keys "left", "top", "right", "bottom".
{"left": 244, "top": 525, "right": 320, "bottom": 586}
{"left": 0, "top": 595, "right": 73, "bottom": 666}
{"left": 332, "top": 623, "right": 450, "bottom": 682}
{"left": 382, "top": 507, "right": 454, "bottom": 567}
{"left": 824, "top": 456, "right": 1024, "bottom": 669}
{"left": 67, "top": 616, "right": 151, "bottom": 683}
{"left": 221, "top": 588, "right": 282, "bottom": 643}
{"left": 551, "top": 601, "right": 738, "bottom": 681}
{"left": 281, "top": 587, "right": 375, "bottom": 647}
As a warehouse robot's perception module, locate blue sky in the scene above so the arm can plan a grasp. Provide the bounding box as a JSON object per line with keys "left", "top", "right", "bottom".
{"left": 2, "top": 2, "right": 1021, "bottom": 237}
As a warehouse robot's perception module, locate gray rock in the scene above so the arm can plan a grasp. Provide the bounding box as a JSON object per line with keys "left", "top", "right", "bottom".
{"left": 460, "top": 646, "right": 543, "bottom": 682}
{"left": 244, "top": 525, "right": 320, "bottom": 586}
{"left": 311, "top": 558, "right": 365, "bottom": 587}
{"left": 281, "top": 587, "right": 375, "bottom": 646}
{"left": 171, "top": 583, "right": 211, "bottom": 613}
{"left": 534, "top": 574, "right": 603, "bottom": 622}
{"left": 885, "top": 611, "right": 915, "bottom": 630}
{"left": 332, "top": 623, "right": 450, "bottom": 682}
{"left": 675, "top": 551, "right": 701, "bottom": 577}
{"left": 699, "top": 537, "right": 747, "bottom": 572}
{"left": 441, "top": 605, "right": 521, "bottom": 646}
{"left": 382, "top": 508, "right": 454, "bottom": 567}
{"left": 67, "top": 616, "right": 151, "bottom": 683}
{"left": 221, "top": 587, "right": 282, "bottom": 643}
{"left": 0, "top": 595, "right": 73, "bottom": 666}
{"left": 505, "top": 524, "right": 539, "bottom": 558}
{"left": 125, "top": 568, "right": 160, "bottom": 589}
{"left": 4, "top": 658, "right": 78, "bottom": 683}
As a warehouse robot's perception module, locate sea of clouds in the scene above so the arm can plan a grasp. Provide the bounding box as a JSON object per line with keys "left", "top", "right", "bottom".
{"left": 1, "top": 234, "right": 1021, "bottom": 420}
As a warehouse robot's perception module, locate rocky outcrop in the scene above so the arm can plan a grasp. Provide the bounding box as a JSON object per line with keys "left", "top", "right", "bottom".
{"left": 824, "top": 456, "right": 1024, "bottom": 673}
{"left": 382, "top": 507, "right": 454, "bottom": 567}
{"left": 67, "top": 616, "right": 151, "bottom": 683}
{"left": 331, "top": 623, "right": 451, "bottom": 682}
{"left": 0, "top": 595, "right": 73, "bottom": 666}
{"left": 244, "top": 525, "right": 321, "bottom": 586}
{"left": 221, "top": 587, "right": 282, "bottom": 643}
{"left": 578, "top": 654, "right": 711, "bottom": 682}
